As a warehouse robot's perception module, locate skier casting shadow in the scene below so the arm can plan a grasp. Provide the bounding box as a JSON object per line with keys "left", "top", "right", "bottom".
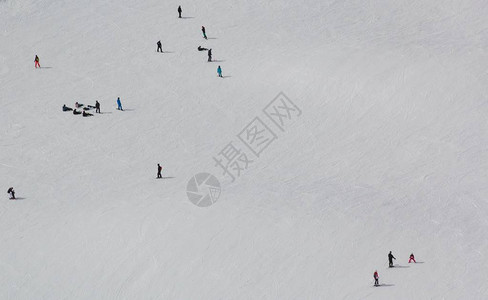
{"left": 7, "top": 187, "right": 15, "bottom": 200}
{"left": 157, "top": 164, "right": 163, "bottom": 178}
{"left": 388, "top": 251, "right": 396, "bottom": 267}
{"left": 157, "top": 40, "right": 163, "bottom": 53}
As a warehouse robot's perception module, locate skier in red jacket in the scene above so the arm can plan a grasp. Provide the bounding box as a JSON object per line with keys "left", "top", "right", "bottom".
{"left": 34, "top": 55, "right": 40, "bottom": 68}
{"left": 409, "top": 253, "right": 416, "bottom": 263}
{"left": 373, "top": 270, "right": 379, "bottom": 286}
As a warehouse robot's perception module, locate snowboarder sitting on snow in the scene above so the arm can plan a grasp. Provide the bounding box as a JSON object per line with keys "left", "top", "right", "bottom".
{"left": 409, "top": 253, "right": 416, "bottom": 263}
{"left": 75, "top": 102, "right": 84, "bottom": 108}
{"left": 198, "top": 46, "right": 208, "bottom": 51}
{"left": 373, "top": 270, "right": 379, "bottom": 286}
{"left": 7, "top": 187, "right": 15, "bottom": 199}
{"left": 73, "top": 109, "right": 81, "bottom": 115}
{"left": 62, "top": 104, "right": 73, "bottom": 112}
{"left": 388, "top": 251, "right": 396, "bottom": 267}
{"left": 83, "top": 111, "right": 93, "bottom": 117}
{"left": 157, "top": 164, "right": 163, "bottom": 178}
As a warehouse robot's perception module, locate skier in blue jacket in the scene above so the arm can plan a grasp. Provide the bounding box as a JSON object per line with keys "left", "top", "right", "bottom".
{"left": 117, "top": 97, "right": 123, "bottom": 111}
{"left": 217, "top": 65, "right": 222, "bottom": 78}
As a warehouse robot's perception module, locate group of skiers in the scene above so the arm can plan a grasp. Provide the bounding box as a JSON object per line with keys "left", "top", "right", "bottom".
{"left": 62, "top": 97, "right": 123, "bottom": 116}
{"left": 373, "top": 251, "right": 417, "bottom": 286}
{"left": 62, "top": 100, "right": 103, "bottom": 117}
{"left": 156, "top": 6, "right": 224, "bottom": 78}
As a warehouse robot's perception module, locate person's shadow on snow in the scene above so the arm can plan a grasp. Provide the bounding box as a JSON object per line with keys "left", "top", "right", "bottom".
{"left": 391, "top": 265, "right": 410, "bottom": 268}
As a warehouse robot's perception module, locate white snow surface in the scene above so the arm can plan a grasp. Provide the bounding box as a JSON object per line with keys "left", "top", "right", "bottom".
{"left": 1, "top": 0, "right": 488, "bottom": 299}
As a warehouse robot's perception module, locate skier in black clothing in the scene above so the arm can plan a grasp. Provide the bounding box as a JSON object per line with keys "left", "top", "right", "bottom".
{"left": 388, "top": 251, "right": 396, "bottom": 267}
{"left": 157, "top": 164, "right": 163, "bottom": 178}
{"left": 201, "top": 26, "right": 207, "bottom": 39}
{"left": 7, "top": 187, "right": 15, "bottom": 200}
{"left": 83, "top": 110, "right": 93, "bottom": 117}
{"left": 198, "top": 46, "right": 208, "bottom": 51}
{"left": 178, "top": 6, "right": 182, "bottom": 18}
{"left": 207, "top": 49, "right": 212, "bottom": 62}
{"left": 157, "top": 40, "right": 163, "bottom": 52}
{"left": 95, "top": 101, "right": 100, "bottom": 113}
{"left": 73, "top": 109, "right": 81, "bottom": 115}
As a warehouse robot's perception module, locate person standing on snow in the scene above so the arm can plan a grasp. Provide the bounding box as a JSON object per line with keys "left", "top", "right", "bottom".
{"left": 116, "top": 97, "right": 123, "bottom": 111}
{"left": 373, "top": 270, "right": 379, "bottom": 286}
{"left": 157, "top": 40, "right": 163, "bottom": 53}
{"left": 7, "top": 187, "right": 15, "bottom": 200}
{"left": 409, "top": 253, "right": 416, "bottom": 263}
{"left": 201, "top": 26, "right": 207, "bottom": 39}
{"left": 157, "top": 164, "right": 163, "bottom": 178}
{"left": 207, "top": 49, "right": 212, "bottom": 62}
{"left": 34, "top": 55, "right": 40, "bottom": 68}
{"left": 178, "top": 6, "right": 182, "bottom": 18}
{"left": 217, "top": 65, "right": 223, "bottom": 78}
{"left": 95, "top": 101, "right": 101, "bottom": 113}
{"left": 388, "top": 251, "right": 396, "bottom": 267}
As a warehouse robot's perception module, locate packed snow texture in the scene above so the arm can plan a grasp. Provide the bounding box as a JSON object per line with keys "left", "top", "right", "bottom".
{"left": 1, "top": 0, "right": 487, "bottom": 299}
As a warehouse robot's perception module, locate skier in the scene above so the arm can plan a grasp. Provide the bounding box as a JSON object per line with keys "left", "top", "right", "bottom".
{"left": 373, "top": 270, "right": 379, "bottom": 286}
{"left": 116, "top": 97, "right": 123, "bottom": 111}
{"left": 7, "top": 187, "right": 15, "bottom": 200}
{"left": 201, "top": 26, "right": 207, "bottom": 39}
{"left": 217, "top": 65, "right": 223, "bottom": 78}
{"left": 95, "top": 101, "right": 100, "bottom": 113}
{"left": 157, "top": 40, "right": 163, "bottom": 53}
{"left": 388, "top": 251, "right": 396, "bottom": 267}
{"left": 178, "top": 5, "right": 182, "bottom": 18}
{"left": 62, "top": 104, "right": 73, "bottom": 112}
{"left": 73, "top": 109, "right": 81, "bottom": 115}
{"left": 157, "top": 164, "right": 163, "bottom": 178}
{"left": 198, "top": 46, "right": 208, "bottom": 51}
{"left": 207, "top": 49, "right": 212, "bottom": 62}
{"left": 34, "top": 55, "right": 40, "bottom": 68}
{"left": 409, "top": 253, "right": 416, "bottom": 263}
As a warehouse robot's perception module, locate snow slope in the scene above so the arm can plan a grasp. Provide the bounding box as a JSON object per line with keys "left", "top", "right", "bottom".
{"left": 1, "top": 0, "right": 487, "bottom": 298}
